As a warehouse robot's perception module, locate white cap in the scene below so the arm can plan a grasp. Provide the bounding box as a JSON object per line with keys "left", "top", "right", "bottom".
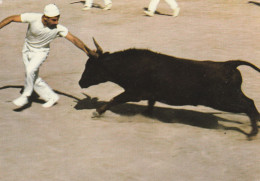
{"left": 44, "top": 4, "right": 60, "bottom": 17}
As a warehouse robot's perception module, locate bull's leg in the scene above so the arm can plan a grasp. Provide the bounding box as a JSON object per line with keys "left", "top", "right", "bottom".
{"left": 247, "top": 105, "right": 259, "bottom": 137}
{"left": 143, "top": 99, "right": 156, "bottom": 115}
{"left": 210, "top": 92, "right": 259, "bottom": 137}
{"left": 93, "top": 91, "right": 140, "bottom": 117}
{"left": 241, "top": 95, "right": 260, "bottom": 136}
{"left": 239, "top": 103, "right": 259, "bottom": 137}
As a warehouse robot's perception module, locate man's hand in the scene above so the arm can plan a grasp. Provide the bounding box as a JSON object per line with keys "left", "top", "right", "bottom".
{"left": 65, "top": 32, "right": 98, "bottom": 57}
{"left": 65, "top": 32, "right": 89, "bottom": 54}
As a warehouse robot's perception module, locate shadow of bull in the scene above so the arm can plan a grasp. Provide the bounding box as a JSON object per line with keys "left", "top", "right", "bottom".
{"left": 75, "top": 93, "right": 258, "bottom": 137}
{"left": 0, "top": 85, "right": 257, "bottom": 137}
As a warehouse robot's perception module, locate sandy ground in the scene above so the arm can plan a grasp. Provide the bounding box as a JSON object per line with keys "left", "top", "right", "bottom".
{"left": 0, "top": 0, "right": 260, "bottom": 180}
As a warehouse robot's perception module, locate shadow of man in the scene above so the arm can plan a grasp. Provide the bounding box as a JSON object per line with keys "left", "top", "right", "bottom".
{"left": 0, "top": 85, "right": 80, "bottom": 112}
{"left": 1, "top": 85, "right": 255, "bottom": 137}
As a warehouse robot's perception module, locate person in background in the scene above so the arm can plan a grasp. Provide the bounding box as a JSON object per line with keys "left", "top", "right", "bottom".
{"left": 0, "top": 4, "right": 93, "bottom": 108}
{"left": 83, "top": 0, "right": 112, "bottom": 11}
{"left": 144, "top": 0, "right": 180, "bottom": 17}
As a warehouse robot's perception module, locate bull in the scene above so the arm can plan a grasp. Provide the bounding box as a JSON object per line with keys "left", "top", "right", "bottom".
{"left": 79, "top": 39, "right": 260, "bottom": 137}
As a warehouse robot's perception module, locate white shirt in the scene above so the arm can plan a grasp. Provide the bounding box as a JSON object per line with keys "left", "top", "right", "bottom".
{"left": 21, "top": 13, "right": 68, "bottom": 50}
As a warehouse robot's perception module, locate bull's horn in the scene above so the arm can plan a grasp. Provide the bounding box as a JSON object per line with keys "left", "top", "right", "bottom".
{"left": 84, "top": 45, "right": 99, "bottom": 58}
{"left": 93, "top": 37, "right": 103, "bottom": 54}
{"left": 84, "top": 44, "right": 92, "bottom": 52}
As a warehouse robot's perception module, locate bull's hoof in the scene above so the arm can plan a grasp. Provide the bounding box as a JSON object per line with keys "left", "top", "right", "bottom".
{"left": 247, "top": 130, "right": 258, "bottom": 140}
{"left": 91, "top": 111, "right": 102, "bottom": 118}
{"left": 247, "top": 135, "right": 257, "bottom": 141}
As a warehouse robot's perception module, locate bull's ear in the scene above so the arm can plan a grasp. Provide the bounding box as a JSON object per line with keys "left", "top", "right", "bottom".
{"left": 93, "top": 37, "right": 103, "bottom": 55}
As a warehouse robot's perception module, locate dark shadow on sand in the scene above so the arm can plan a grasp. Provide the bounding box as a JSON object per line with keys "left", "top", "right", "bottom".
{"left": 70, "top": 1, "right": 85, "bottom": 4}
{"left": 143, "top": 7, "right": 172, "bottom": 17}
{"left": 70, "top": 1, "right": 103, "bottom": 9}
{"left": 70, "top": 0, "right": 85, "bottom": 4}
{"left": 1, "top": 86, "right": 255, "bottom": 136}
{"left": 74, "top": 94, "right": 253, "bottom": 136}
{"left": 0, "top": 85, "right": 80, "bottom": 112}
{"left": 248, "top": 1, "right": 260, "bottom": 6}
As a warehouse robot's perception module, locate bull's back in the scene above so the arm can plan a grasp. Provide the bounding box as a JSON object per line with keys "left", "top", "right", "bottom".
{"left": 105, "top": 49, "right": 243, "bottom": 106}
{"left": 109, "top": 50, "right": 219, "bottom": 88}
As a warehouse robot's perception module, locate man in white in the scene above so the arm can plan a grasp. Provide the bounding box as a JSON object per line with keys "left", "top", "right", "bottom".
{"left": 83, "top": 0, "right": 112, "bottom": 10}
{"left": 144, "top": 0, "right": 180, "bottom": 17}
{"left": 0, "top": 4, "right": 92, "bottom": 108}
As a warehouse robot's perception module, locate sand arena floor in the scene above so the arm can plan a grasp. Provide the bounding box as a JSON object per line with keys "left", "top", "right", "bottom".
{"left": 0, "top": 0, "right": 260, "bottom": 180}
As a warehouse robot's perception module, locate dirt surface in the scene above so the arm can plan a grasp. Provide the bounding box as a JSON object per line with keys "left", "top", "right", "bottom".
{"left": 0, "top": 0, "right": 260, "bottom": 180}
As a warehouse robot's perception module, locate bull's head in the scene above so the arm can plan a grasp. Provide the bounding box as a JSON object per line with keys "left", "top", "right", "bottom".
{"left": 79, "top": 38, "right": 110, "bottom": 88}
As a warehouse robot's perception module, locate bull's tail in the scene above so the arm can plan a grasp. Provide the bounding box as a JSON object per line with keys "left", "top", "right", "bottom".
{"left": 227, "top": 60, "right": 260, "bottom": 72}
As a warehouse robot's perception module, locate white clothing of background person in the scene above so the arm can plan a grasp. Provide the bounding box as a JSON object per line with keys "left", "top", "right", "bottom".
{"left": 0, "top": 4, "right": 91, "bottom": 108}
{"left": 144, "top": 0, "right": 180, "bottom": 17}
{"left": 83, "top": 0, "right": 112, "bottom": 10}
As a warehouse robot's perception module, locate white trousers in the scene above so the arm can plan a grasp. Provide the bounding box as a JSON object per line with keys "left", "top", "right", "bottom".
{"left": 85, "top": 0, "right": 112, "bottom": 7}
{"left": 148, "top": 0, "right": 178, "bottom": 12}
{"left": 22, "top": 44, "right": 58, "bottom": 101}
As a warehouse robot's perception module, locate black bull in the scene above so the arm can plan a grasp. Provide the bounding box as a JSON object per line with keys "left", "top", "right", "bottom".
{"left": 79, "top": 39, "right": 260, "bottom": 137}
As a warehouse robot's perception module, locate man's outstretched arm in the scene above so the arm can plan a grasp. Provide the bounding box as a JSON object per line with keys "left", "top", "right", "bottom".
{"left": 0, "top": 15, "right": 21, "bottom": 29}
{"left": 65, "top": 32, "right": 92, "bottom": 56}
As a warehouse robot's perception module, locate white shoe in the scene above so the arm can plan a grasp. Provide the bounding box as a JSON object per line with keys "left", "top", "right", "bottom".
{"left": 103, "top": 3, "right": 112, "bottom": 10}
{"left": 173, "top": 7, "right": 180, "bottom": 17}
{"left": 42, "top": 96, "right": 59, "bottom": 108}
{"left": 82, "top": 6, "right": 91, "bottom": 11}
{"left": 13, "top": 96, "right": 28, "bottom": 107}
{"left": 144, "top": 10, "right": 154, "bottom": 17}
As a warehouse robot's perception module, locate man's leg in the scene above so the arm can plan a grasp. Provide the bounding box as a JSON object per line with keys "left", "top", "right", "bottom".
{"left": 22, "top": 51, "right": 47, "bottom": 97}
{"left": 165, "top": 0, "right": 180, "bottom": 17}
{"left": 13, "top": 51, "right": 47, "bottom": 107}
{"left": 144, "top": 0, "right": 160, "bottom": 17}
{"left": 83, "top": 0, "right": 93, "bottom": 10}
{"left": 103, "top": 0, "right": 112, "bottom": 10}
{"left": 34, "top": 78, "right": 59, "bottom": 108}
{"left": 12, "top": 51, "right": 30, "bottom": 107}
